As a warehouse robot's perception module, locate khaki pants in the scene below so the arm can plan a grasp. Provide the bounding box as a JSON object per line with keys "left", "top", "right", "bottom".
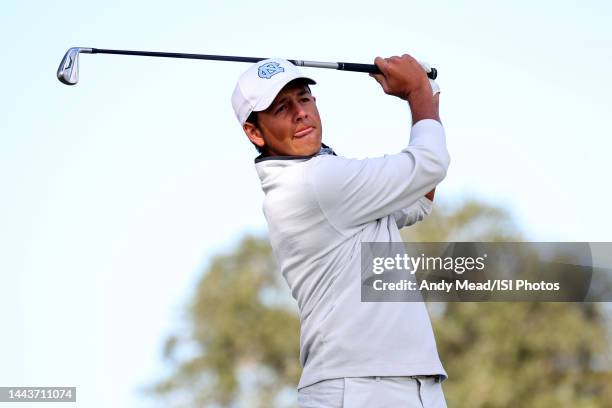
{"left": 298, "top": 376, "right": 447, "bottom": 408}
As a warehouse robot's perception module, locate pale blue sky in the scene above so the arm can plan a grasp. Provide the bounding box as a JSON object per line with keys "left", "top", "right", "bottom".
{"left": 1, "top": 0, "right": 611, "bottom": 406}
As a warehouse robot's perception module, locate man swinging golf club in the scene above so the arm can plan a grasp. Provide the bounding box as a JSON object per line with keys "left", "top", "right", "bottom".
{"left": 232, "top": 54, "right": 450, "bottom": 407}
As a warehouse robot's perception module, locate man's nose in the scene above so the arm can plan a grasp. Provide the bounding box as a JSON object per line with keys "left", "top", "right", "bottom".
{"left": 293, "top": 103, "right": 307, "bottom": 121}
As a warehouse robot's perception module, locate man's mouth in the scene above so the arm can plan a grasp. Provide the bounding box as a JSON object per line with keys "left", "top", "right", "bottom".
{"left": 294, "top": 127, "right": 314, "bottom": 138}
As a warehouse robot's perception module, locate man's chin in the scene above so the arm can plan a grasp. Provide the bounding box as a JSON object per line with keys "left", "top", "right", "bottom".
{"left": 298, "top": 142, "right": 322, "bottom": 157}
{"left": 293, "top": 134, "right": 322, "bottom": 156}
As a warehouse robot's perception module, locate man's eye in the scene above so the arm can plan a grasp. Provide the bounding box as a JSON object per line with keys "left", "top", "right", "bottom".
{"left": 275, "top": 105, "right": 286, "bottom": 114}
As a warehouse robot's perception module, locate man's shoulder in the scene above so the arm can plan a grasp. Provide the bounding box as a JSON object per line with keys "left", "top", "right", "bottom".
{"left": 306, "top": 153, "right": 372, "bottom": 176}
{"left": 304, "top": 153, "right": 350, "bottom": 179}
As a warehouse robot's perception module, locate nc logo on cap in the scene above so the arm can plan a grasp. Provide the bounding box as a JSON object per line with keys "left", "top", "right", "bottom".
{"left": 258, "top": 62, "right": 285, "bottom": 79}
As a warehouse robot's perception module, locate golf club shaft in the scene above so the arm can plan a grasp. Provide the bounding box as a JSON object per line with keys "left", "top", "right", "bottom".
{"left": 86, "top": 48, "right": 438, "bottom": 79}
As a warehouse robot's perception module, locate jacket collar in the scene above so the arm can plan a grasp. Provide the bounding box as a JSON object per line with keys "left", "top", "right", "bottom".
{"left": 254, "top": 143, "right": 337, "bottom": 163}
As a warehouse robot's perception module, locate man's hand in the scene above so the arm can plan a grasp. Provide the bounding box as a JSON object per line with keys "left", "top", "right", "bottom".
{"left": 370, "top": 54, "right": 430, "bottom": 100}
{"left": 370, "top": 54, "right": 440, "bottom": 123}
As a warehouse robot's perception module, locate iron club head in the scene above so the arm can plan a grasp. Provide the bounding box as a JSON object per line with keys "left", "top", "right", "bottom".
{"left": 57, "top": 47, "right": 92, "bottom": 85}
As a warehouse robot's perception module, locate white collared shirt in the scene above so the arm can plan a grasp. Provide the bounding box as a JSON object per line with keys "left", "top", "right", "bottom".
{"left": 255, "top": 119, "right": 450, "bottom": 389}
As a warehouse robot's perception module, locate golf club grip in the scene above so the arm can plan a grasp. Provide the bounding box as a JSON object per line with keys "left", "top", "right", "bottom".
{"left": 338, "top": 62, "right": 438, "bottom": 80}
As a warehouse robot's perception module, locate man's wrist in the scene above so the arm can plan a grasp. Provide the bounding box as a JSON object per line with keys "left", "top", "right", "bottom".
{"left": 404, "top": 83, "right": 432, "bottom": 101}
{"left": 406, "top": 85, "right": 439, "bottom": 123}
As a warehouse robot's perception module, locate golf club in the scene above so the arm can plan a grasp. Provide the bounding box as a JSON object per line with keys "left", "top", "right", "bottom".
{"left": 56, "top": 47, "right": 438, "bottom": 85}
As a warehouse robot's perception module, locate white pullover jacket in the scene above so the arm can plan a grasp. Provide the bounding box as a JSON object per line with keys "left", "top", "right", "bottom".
{"left": 254, "top": 119, "right": 451, "bottom": 389}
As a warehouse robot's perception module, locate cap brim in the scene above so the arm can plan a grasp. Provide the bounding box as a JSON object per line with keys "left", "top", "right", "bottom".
{"left": 252, "top": 76, "right": 316, "bottom": 113}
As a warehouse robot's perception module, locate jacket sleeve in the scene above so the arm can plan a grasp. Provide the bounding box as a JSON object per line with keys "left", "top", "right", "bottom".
{"left": 392, "top": 196, "right": 433, "bottom": 229}
{"left": 305, "top": 119, "right": 450, "bottom": 234}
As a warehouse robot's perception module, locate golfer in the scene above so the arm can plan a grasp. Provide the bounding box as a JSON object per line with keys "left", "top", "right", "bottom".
{"left": 232, "top": 54, "right": 450, "bottom": 407}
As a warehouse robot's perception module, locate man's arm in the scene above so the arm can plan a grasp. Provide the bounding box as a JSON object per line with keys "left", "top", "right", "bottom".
{"left": 392, "top": 196, "right": 434, "bottom": 229}
{"left": 306, "top": 123, "right": 449, "bottom": 233}
{"left": 305, "top": 53, "right": 449, "bottom": 234}
{"left": 425, "top": 188, "right": 436, "bottom": 201}
{"left": 374, "top": 55, "right": 440, "bottom": 224}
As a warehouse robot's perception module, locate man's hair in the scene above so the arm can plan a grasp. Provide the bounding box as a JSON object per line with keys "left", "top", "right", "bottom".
{"left": 245, "top": 80, "right": 313, "bottom": 155}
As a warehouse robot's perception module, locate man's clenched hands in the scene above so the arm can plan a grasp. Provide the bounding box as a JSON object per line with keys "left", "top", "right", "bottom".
{"left": 370, "top": 54, "right": 430, "bottom": 100}
{"left": 370, "top": 54, "right": 440, "bottom": 123}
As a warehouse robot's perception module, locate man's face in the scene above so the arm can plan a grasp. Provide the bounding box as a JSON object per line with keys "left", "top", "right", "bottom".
{"left": 244, "top": 81, "right": 322, "bottom": 157}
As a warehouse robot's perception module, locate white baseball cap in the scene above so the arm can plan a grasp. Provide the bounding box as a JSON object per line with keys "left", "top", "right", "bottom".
{"left": 231, "top": 58, "right": 316, "bottom": 125}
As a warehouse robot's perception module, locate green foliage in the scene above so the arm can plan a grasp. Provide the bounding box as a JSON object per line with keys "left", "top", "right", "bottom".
{"left": 400, "top": 199, "right": 521, "bottom": 242}
{"left": 149, "top": 200, "right": 612, "bottom": 407}
{"left": 151, "top": 236, "right": 300, "bottom": 407}
{"left": 435, "top": 302, "right": 612, "bottom": 407}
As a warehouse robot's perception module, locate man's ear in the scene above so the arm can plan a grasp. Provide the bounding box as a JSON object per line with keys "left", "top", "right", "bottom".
{"left": 243, "top": 122, "right": 265, "bottom": 150}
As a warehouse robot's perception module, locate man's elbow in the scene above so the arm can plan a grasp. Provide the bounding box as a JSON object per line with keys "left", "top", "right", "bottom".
{"left": 404, "top": 146, "right": 451, "bottom": 187}
{"left": 431, "top": 150, "right": 450, "bottom": 184}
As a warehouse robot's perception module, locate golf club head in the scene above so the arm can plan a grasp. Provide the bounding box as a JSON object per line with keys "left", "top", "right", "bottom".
{"left": 57, "top": 47, "right": 92, "bottom": 85}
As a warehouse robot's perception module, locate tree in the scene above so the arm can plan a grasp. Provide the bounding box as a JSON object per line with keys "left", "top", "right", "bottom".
{"left": 403, "top": 200, "right": 612, "bottom": 407}
{"left": 148, "top": 200, "right": 612, "bottom": 407}
{"left": 150, "top": 236, "right": 300, "bottom": 407}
